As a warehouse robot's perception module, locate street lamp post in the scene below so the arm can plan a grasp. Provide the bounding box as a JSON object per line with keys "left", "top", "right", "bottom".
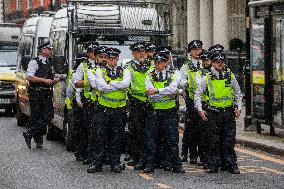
{"left": 244, "top": 0, "right": 252, "bottom": 130}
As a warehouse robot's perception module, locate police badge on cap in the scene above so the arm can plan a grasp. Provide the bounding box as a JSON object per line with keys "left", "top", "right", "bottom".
{"left": 211, "top": 53, "right": 226, "bottom": 62}
{"left": 95, "top": 46, "right": 108, "bottom": 55}
{"left": 187, "top": 40, "right": 203, "bottom": 51}
{"left": 37, "top": 41, "right": 53, "bottom": 51}
{"left": 106, "top": 48, "right": 121, "bottom": 57}
{"left": 153, "top": 52, "right": 169, "bottom": 62}
{"left": 129, "top": 42, "right": 146, "bottom": 51}
{"left": 199, "top": 50, "right": 211, "bottom": 60}
{"left": 145, "top": 42, "right": 157, "bottom": 52}
{"left": 208, "top": 44, "right": 224, "bottom": 53}
{"left": 157, "top": 46, "right": 172, "bottom": 55}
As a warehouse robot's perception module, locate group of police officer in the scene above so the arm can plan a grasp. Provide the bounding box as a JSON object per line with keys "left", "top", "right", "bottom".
{"left": 23, "top": 39, "right": 242, "bottom": 175}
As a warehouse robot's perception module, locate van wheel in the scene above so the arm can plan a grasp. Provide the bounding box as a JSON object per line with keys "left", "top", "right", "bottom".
{"left": 46, "top": 125, "right": 59, "bottom": 141}
{"left": 16, "top": 101, "right": 26, "bottom": 126}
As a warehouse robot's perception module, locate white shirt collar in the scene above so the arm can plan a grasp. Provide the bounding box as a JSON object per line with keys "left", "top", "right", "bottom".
{"left": 38, "top": 55, "right": 47, "bottom": 62}
{"left": 211, "top": 67, "right": 224, "bottom": 77}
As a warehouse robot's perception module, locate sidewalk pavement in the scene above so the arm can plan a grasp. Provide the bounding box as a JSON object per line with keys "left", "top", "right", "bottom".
{"left": 236, "top": 110, "right": 284, "bottom": 156}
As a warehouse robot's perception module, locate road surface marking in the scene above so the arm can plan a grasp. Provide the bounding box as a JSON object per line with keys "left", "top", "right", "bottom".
{"left": 155, "top": 183, "right": 172, "bottom": 189}
{"left": 235, "top": 147, "right": 284, "bottom": 166}
{"left": 261, "top": 167, "right": 284, "bottom": 175}
{"left": 139, "top": 173, "right": 154, "bottom": 180}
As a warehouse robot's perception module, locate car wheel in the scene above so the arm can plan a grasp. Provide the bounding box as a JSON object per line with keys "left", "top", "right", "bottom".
{"left": 15, "top": 101, "right": 26, "bottom": 126}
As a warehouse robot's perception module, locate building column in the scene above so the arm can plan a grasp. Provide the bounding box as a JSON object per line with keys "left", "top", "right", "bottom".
{"left": 200, "top": 0, "right": 213, "bottom": 49}
{"left": 187, "top": 0, "right": 200, "bottom": 43}
{"left": 213, "top": 0, "right": 228, "bottom": 49}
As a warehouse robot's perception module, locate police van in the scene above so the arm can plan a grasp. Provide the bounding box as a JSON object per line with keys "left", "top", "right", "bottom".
{"left": 0, "top": 23, "right": 20, "bottom": 115}
{"left": 15, "top": 13, "right": 54, "bottom": 126}
{"left": 15, "top": 0, "right": 172, "bottom": 147}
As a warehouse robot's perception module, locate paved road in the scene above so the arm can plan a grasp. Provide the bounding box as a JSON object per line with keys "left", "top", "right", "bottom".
{"left": 0, "top": 114, "right": 284, "bottom": 189}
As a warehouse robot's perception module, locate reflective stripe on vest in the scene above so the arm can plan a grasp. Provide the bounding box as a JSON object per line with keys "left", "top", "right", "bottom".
{"left": 150, "top": 73, "right": 176, "bottom": 110}
{"left": 128, "top": 64, "right": 152, "bottom": 102}
{"left": 206, "top": 74, "right": 234, "bottom": 108}
{"left": 98, "top": 68, "right": 127, "bottom": 108}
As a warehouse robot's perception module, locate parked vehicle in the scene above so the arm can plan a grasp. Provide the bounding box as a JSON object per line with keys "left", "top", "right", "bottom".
{"left": 0, "top": 23, "right": 20, "bottom": 115}
{"left": 15, "top": 0, "right": 172, "bottom": 147}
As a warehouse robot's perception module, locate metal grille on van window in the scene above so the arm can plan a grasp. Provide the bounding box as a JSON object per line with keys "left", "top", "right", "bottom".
{"left": 0, "top": 81, "right": 14, "bottom": 90}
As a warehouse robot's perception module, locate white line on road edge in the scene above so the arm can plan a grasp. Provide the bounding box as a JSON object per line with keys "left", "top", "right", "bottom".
{"left": 235, "top": 147, "right": 284, "bottom": 166}
{"left": 155, "top": 183, "right": 172, "bottom": 189}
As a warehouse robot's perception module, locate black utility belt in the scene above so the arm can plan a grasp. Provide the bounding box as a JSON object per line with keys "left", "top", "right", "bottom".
{"left": 97, "top": 104, "right": 126, "bottom": 112}
{"left": 28, "top": 86, "right": 53, "bottom": 91}
{"left": 154, "top": 107, "right": 177, "bottom": 113}
{"left": 208, "top": 106, "right": 234, "bottom": 112}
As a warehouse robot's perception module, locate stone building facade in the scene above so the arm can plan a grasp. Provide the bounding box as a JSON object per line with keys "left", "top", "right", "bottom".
{"left": 171, "top": 0, "right": 246, "bottom": 51}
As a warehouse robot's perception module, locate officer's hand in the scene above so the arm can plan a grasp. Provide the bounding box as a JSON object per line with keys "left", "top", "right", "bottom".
{"left": 77, "top": 102, "right": 83, "bottom": 109}
{"left": 199, "top": 111, "right": 208, "bottom": 121}
{"left": 235, "top": 110, "right": 241, "bottom": 119}
{"left": 45, "top": 79, "right": 54, "bottom": 85}
{"left": 147, "top": 88, "right": 157, "bottom": 95}
{"left": 53, "top": 78, "right": 61, "bottom": 84}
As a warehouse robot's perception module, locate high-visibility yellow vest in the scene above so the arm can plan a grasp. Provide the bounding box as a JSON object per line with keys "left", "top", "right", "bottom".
{"left": 97, "top": 67, "right": 127, "bottom": 108}
{"left": 185, "top": 59, "right": 202, "bottom": 100}
{"left": 206, "top": 72, "right": 235, "bottom": 108}
{"left": 128, "top": 62, "right": 152, "bottom": 102}
{"left": 197, "top": 68, "right": 211, "bottom": 102}
{"left": 149, "top": 71, "right": 176, "bottom": 110}
{"left": 82, "top": 60, "right": 98, "bottom": 102}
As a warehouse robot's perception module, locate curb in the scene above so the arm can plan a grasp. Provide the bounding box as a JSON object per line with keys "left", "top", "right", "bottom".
{"left": 236, "top": 138, "right": 284, "bottom": 157}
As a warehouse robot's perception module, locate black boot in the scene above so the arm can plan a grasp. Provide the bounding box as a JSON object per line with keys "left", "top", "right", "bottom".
{"left": 111, "top": 165, "right": 122, "bottom": 173}
{"left": 172, "top": 167, "right": 185, "bottom": 174}
{"left": 23, "top": 132, "right": 32, "bottom": 148}
{"left": 134, "top": 160, "right": 145, "bottom": 170}
{"left": 143, "top": 164, "right": 154, "bottom": 173}
{"left": 87, "top": 165, "right": 102, "bottom": 173}
{"left": 228, "top": 165, "right": 240, "bottom": 174}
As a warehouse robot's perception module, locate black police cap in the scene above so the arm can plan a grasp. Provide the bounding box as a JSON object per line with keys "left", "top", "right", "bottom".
{"left": 85, "top": 42, "right": 99, "bottom": 52}
{"left": 106, "top": 47, "right": 121, "bottom": 57}
{"left": 208, "top": 44, "right": 224, "bottom": 53}
{"left": 188, "top": 40, "right": 203, "bottom": 51}
{"left": 156, "top": 46, "right": 172, "bottom": 55}
{"left": 211, "top": 53, "right": 226, "bottom": 62}
{"left": 129, "top": 42, "right": 146, "bottom": 51}
{"left": 153, "top": 52, "right": 169, "bottom": 62}
{"left": 95, "top": 46, "right": 108, "bottom": 55}
{"left": 75, "top": 52, "right": 88, "bottom": 61}
{"left": 199, "top": 50, "right": 211, "bottom": 60}
{"left": 37, "top": 41, "right": 53, "bottom": 51}
{"left": 145, "top": 42, "right": 157, "bottom": 52}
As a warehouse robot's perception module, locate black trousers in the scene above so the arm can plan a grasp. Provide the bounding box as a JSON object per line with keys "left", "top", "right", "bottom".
{"left": 181, "top": 100, "right": 201, "bottom": 160}
{"left": 128, "top": 98, "right": 148, "bottom": 162}
{"left": 28, "top": 89, "right": 54, "bottom": 143}
{"left": 145, "top": 109, "right": 182, "bottom": 169}
{"left": 72, "top": 102, "right": 85, "bottom": 157}
{"left": 83, "top": 101, "right": 95, "bottom": 160}
{"left": 92, "top": 107, "right": 126, "bottom": 167}
{"left": 206, "top": 108, "right": 237, "bottom": 169}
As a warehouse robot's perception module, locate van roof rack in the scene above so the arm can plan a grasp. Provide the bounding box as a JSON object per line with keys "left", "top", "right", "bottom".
{"left": 67, "top": 0, "right": 172, "bottom": 36}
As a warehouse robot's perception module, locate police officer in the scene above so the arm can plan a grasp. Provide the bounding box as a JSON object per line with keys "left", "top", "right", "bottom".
{"left": 180, "top": 40, "right": 203, "bottom": 163}
{"left": 66, "top": 52, "right": 87, "bottom": 160}
{"left": 125, "top": 42, "right": 150, "bottom": 167}
{"left": 145, "top": 42, "right": 157, "bottom": 61}
{"left": 23, "top": 41, "right": 62, "bottom": 148}
{"left": 87, "top": 47, "right": 130, "bottom": 173}
{"left": 195, "top": 53, "right": 242, "bottom": 174}
{"left": 73, "top": 42, "right": 99, "bottom": 164}
{"left": 195, "top": 50, "right": 212, "bottom": 167}
{"left": 143, "top": 52, "right": 184, "bottom": 173}
{"left": 86, "top": 45, "right": 109, "bottom": 165}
